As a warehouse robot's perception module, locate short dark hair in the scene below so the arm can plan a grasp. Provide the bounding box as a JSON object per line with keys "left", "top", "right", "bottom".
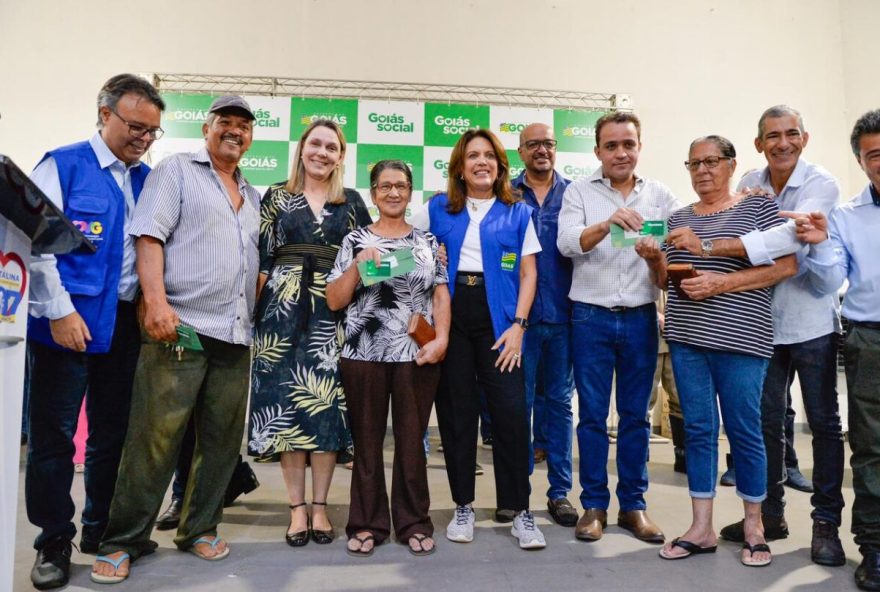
{"left": 96, "top": 74, "right": 165, "bottom": 127}
{"left": 370, "top": 159, "right": 413, "bottom": 190}
{"left": 757, "top": 105, "right": 803, "bottom": 139}
{"left": 594, "top": 111, "right": 641, "bottom": 146}
{"left": 689, "top": 135, "right": 736, "bottom": 159}
{"left": 850, "top": 109, "right": 880, "bottom": 157}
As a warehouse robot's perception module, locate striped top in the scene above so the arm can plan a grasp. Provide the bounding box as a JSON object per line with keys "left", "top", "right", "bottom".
{"left": 664, "top": 195, "right": 785, "bottom": 358}
{"left": 129, "top": 147, "right": 261, "bottom": 346}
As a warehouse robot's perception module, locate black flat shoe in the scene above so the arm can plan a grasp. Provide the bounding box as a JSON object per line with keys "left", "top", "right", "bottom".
{"left": 286, "top": 502, "right": 309, "bottom": 547}
{"left": 310, "top": 501, "right": 334, "bottom": 544}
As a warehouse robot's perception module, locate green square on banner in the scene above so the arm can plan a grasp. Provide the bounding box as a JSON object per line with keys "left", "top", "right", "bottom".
{"left": 161, "top": 94, "right": 215, "bottom": 139}
{"left": 356, "top": 144, "right": 424, "bottom": 191}
{"left": 239, "top": 141, "right": 289, "bottom": 187}
{"left": 554, "top": 110, "right": 604, "bottom": 153}
{"left": 505, "top": 149, "right": 525, "bottom": 180}
{"left": 290, "top": 98, "right": 359, "bottom": 143}
{"left": 423, "top": 103, "right": 490, "bottom": 147}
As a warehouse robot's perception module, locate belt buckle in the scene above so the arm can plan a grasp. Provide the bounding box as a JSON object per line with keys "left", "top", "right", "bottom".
{"left": 609, "top": 306, "right": 626, "bottom": 312}
{"left": 466, "top": 275, "right": 477, "bottom": 287}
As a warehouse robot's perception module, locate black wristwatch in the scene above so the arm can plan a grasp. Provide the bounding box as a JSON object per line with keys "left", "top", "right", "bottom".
{"left": 513, "top": 317, "right": 529, "bottom": 330}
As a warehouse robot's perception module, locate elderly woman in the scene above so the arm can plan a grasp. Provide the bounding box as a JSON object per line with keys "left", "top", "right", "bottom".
{"left": 636, "top": 135, "right": 796, "bottom": 567}
{"left": 326, "top": 160, "right": 450, "bottom": 557}
{"left": 248, "top": 119, "right": 372, "bottom": 548}
{"left": 414, "top": 129, "right": 544, "bottom": 550}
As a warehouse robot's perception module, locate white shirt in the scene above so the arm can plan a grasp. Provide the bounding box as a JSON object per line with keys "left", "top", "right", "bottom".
{"left": 411, "top": 197, "right": 541, "bottom": 272}
{"left": 557, "top": 169, "right": 681, "bottom": 308}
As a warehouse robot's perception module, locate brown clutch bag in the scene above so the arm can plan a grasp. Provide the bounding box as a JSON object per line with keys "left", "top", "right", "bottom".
{"left": 407, "top": 313, "right": 436, "bottom": 347}
{"left": 667, "top": 263, "right": 698, "bottom": 299}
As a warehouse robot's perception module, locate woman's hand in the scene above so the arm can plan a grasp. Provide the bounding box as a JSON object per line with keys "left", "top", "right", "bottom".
{"left": 635, "top": 236, "right": 663, "bottom": 264}
{"left": 437, "top": 243, "right": 448, "bottom": 267}
{"left": 415, "top": 336, "right": 448, "bottom": 366}
{"left": 681, "top": 270, "right": 728, "bottom": 301}
{"left": 492, "top": 325, "right": 525, "bottom": 373}
{"left": 354, "top": 247, "right": 383, "bottom": 266}
{"left": 666, "top": 227, "right": 702, "bottom": 255}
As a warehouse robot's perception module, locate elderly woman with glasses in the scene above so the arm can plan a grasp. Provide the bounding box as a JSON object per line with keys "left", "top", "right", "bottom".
{"left": 636, "top": 135, "right": 797, "bottom": 567}
{"left": 327, "top": 160, "right": 450, "bottom": 557}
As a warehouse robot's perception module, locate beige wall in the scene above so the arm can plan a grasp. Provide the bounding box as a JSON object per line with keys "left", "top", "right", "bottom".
{"left": 0, "top": 0, "right": 876, "bottom": 199}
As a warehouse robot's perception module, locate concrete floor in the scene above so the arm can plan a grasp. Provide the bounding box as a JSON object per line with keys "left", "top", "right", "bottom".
{"left": 13, "top": 435, "right": 860, "bottom": 592}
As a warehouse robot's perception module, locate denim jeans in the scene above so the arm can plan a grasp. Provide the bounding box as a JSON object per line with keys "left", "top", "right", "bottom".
{"left": 25, "top": 302, "right": 140, "bottom": 549}
{"left": 761, "top": 333, "right": 845, "bottom": 524}
{"left": 523, "top": 322, "right": 573, "bottom": 500}
{"left": 572, "top": 303, "right": 657, "bottom": 511}
{"left": 669, "top": 342, "right": 769, "bottom": 502}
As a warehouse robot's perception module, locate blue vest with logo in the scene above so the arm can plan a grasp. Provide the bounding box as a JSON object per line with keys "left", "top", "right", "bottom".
{"left": 28, "top": 140, "right": 149, "bottom": 353}
{"left": 428, "top": 193, "right": 532, "bottom": 342}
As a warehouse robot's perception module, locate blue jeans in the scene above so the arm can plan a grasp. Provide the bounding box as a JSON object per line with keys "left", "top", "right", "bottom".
{"left": 669, "top": 342, "right": 769, "bottom": 503}
{"left": 572, "top": 303, "right": 657, "bottom": 511}
{"left": 523, "top": 322, "right": 573, "bottom": 500}
{"left": 25, "top": 302, "right": 140, "bottom": 549}
{"left": 761, "top": 333, "right": 844, "bottom": 524}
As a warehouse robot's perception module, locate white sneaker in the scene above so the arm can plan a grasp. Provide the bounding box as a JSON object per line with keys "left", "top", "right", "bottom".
{"left": 512, "top": 510, "right": 546, "bottom": 549}
{"left": 446, "top": 505, "right": 475, "bottom": 543}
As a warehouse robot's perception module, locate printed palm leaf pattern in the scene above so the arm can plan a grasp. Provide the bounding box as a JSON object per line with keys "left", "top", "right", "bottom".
{"left": 262, "top": 265, "right": 302, "bottom": 321}
{"left": 272, "top": 424, "right": 318, "bottom": 452}
{"left": 307, "top": 319, "right": 341, "bottom": 372}
{"left": 252, "top": 332, "right": 292, "bottom": 373}
{"left": 249, "top": 403, "right": 298, "bottom": 454}
{"left": 285, "top": 366, "right": 345, "bottom": 417}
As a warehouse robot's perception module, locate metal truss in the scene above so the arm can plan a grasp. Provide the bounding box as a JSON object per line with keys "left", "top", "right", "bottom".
{"left": 149, "top": 73, "right": 629, "bottom": 111}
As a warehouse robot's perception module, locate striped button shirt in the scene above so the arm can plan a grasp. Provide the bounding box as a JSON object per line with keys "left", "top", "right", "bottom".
{"left": 129, "top": 147, "right": 260, "bottom": 345}
{"left": 664, "top": 195, "right": 786, "bottom": 358}
{"left": 557, "top": 168, "right": 681, "bottom": 307}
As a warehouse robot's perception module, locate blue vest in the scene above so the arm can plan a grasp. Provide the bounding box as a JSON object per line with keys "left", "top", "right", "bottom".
{"left": 28, "top": 140, "right": 149, "bottom": 353}
{"left": 428, "top": 193, "right": 532, "bottom": 342}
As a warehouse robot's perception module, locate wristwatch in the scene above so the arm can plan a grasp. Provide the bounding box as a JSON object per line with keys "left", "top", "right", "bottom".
{"left": 700, "top": 239, "right": 714, "bottom": 258}
{"left": 513, "top": 317, "right": 529, "bottom": 330}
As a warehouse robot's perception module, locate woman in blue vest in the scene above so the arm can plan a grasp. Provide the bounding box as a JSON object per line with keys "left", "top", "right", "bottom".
{"left": 416, "top": 128, "right": 545, "bottom": 549}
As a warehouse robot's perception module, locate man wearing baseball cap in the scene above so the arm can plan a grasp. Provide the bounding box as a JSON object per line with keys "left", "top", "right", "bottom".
{"left": 91, "top": 95, "right": 261, "bottom": 584}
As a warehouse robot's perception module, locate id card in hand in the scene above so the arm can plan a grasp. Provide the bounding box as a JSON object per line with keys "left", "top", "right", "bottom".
{"left": 175, "top": 325, "right": 204, "bottom": 351}
{"left": 357, "top": 247, "right": 416, "bottom": 286}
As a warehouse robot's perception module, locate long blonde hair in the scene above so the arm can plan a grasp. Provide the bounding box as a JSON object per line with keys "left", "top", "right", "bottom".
{"left": 285, "top": 119, "right": 347, "bottom": 204}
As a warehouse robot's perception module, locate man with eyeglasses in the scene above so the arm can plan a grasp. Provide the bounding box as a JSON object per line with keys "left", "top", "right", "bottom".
{"left": 510, "top": 123, "right": 578, "bottom": 528}
{"left": 670, "top": 106, "right": 846, "bottom": 567}
{"left": 25, "top": 73, "right": 165, "bottom": 590}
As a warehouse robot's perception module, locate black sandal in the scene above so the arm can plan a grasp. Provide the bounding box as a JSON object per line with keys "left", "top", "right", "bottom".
{"left": 310, "top": 501, "right": 334, "bottom": 544}
{"left": 346, "top": 533, "right": 375, "bottom": 557}
{"left": 286, "top": 502, "right": 308, "bottom": 547}
{"left": 407, "top": 534, "right": 436, "bottom": 556}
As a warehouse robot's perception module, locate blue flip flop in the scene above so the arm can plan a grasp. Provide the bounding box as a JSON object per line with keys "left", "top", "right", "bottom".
{"left": 90, "top": 552, "right": 130, "bottom": 584}
{"left": 189, "top": 536, "right": 231, "bottom": 561}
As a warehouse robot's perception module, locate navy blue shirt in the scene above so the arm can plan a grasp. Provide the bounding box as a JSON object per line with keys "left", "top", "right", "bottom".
{"left": 513, "top": 170, "right": 572, "bottom": 324}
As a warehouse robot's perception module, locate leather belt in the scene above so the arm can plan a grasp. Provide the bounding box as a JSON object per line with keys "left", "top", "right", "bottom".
{"left": 456, "top": 273, "right": 485, "bottom": 287}
{"left": 596, "top": 303, "right": 655, "bottom": 313}
{"left": 851, "top": 320, "right": 880, "bottom": 331}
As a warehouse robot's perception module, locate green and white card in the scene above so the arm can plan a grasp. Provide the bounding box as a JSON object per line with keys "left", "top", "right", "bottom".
{"left": 357, "top": 247, "right": 416, "bottom": 286}
{"left": 610, "top": 220, "right": 667, "bottom": 248}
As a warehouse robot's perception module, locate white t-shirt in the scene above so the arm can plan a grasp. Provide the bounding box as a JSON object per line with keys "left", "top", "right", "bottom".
{"left": 411, "top": 196, "right": 541, "bottom": 272}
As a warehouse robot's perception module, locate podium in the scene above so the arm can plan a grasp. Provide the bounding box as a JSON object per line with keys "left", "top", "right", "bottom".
{"left": 0, "top": 155, "right": 93, "bottom": 592}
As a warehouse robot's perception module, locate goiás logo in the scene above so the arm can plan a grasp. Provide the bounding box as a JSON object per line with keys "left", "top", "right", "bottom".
{"left": 563, "top": 164, "right": 594, "bottom": 179}
{"left": 253, "top": 108, "right": 281, "bottom": 128}
{"left": 72, "top": 219, "right": 105, "bottom": 243}
{"left": 240, "top": 155, "right": 279, "bottom": 169}
{"left": 499, "top": 122, "right": 527, "bottom": 134}
{"left": 369, "top": 112, "right": 414, "bottom": 133}
{"left": 299, "top": 113, "right": 348, "bottom": 126}
{"left": 0, "top": 250, "right": 27, "bottom": 323}
{"left": 562, "top": 125, "right": 595, "bottom": 138}
{"left": 434, "top": 115, "right": 478, "bottom": 136}
{"left": 166, "top": 108, "right": 210, "bottom": 123}
{"left": 433, "top": 159, "right": 450, "bottom": 179}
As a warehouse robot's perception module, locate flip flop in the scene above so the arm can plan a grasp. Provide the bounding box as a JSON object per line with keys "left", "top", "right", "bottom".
{"left": 407, "top": 534, "right": 436, "bottom": 557}
{"left": 346, "top": 533, "right": 375, "bottom": 557}
{"left": 741, "top": 542, "right": 772, "bottom": 567}
{"left": 659, "top": 537, "right": 718, "bottom": 560}
{"left": 188, "top": 536, "right": 230, "bottom": 561}
{"left": 90, "top": 552, "right": 130, "bottom": 584}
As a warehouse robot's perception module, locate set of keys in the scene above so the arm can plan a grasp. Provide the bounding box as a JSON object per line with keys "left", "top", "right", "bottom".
{"left": 165, "top": 342, "right": 185, "bottom": 361}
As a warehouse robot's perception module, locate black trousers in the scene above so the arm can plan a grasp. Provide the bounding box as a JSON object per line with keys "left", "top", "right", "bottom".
{"left": 435, "top": 283, "right": 530, "bottom": 511}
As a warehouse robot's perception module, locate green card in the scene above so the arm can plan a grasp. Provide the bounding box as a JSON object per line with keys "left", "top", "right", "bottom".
{"left": 175, "top": 325, "right": 204, "bottom": 351}
{"left": 357, "top": 247, "right": 416, "bottom": 286}
{"left": 610, "top": 220, "right": 667, "bottom": 248}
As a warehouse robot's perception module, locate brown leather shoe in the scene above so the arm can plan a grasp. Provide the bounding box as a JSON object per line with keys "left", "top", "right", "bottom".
{"left": 575, "top": 508, "right": 607, "bottom": 541}
{"left": 617, "top": 510, "right": 665, "bottom": 543}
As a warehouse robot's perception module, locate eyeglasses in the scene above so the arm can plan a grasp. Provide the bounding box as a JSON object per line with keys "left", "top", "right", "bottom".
{"left": 522, "top": 139, "right": 558, "bottom": 151}
{"left": 684, "top": 156, "right": 731, "bottom": 171}
{"left": 109, "top": 109, "right": 164, "bottom": 140}
{"left": 374, "top": 182, "right": 412, "bottom": 194}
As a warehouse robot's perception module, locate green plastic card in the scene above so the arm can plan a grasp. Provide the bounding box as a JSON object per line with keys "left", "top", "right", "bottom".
{"left": 175, "top": 325, "right": 204, "bottom": 351}
{"left": 610, "top": 220, "right": 667, "bottom": 248}
{"left": 357, "top": 247, "right": 416, "bottom": 286}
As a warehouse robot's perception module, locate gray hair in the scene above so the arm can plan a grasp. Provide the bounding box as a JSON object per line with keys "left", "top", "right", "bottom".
{"left": 96, "top": 74, "right": 165, "bottom": 128}
{"left": 757, "top": 105, "right": 804, "bottom": 139}
{"left": 689, "top": 135, "right": 737, "bottom": 159}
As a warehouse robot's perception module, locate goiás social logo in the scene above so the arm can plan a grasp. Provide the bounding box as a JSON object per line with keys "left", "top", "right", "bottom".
{"left": 434, "top": 115, "right": 478, "bottom": 136}
{"left": 253, "top": 108, "right": 281, "bottom": 128}
{"left": 240, "top": 155, "right": 279, "bottom": 169}
{"left": 433, "top": 159, "right": 450, "bottom": 179}
{"left": 368, "top": 112, "right": 414, "bottom": 133}
{"left": 0, "top": 250, "right": 27, "bottom": 323}
{"left": 299, "top": 113, "right": 348, "bottom": 126}
{"left": 166, "top": 108, "right": 210, "bottom": 123}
